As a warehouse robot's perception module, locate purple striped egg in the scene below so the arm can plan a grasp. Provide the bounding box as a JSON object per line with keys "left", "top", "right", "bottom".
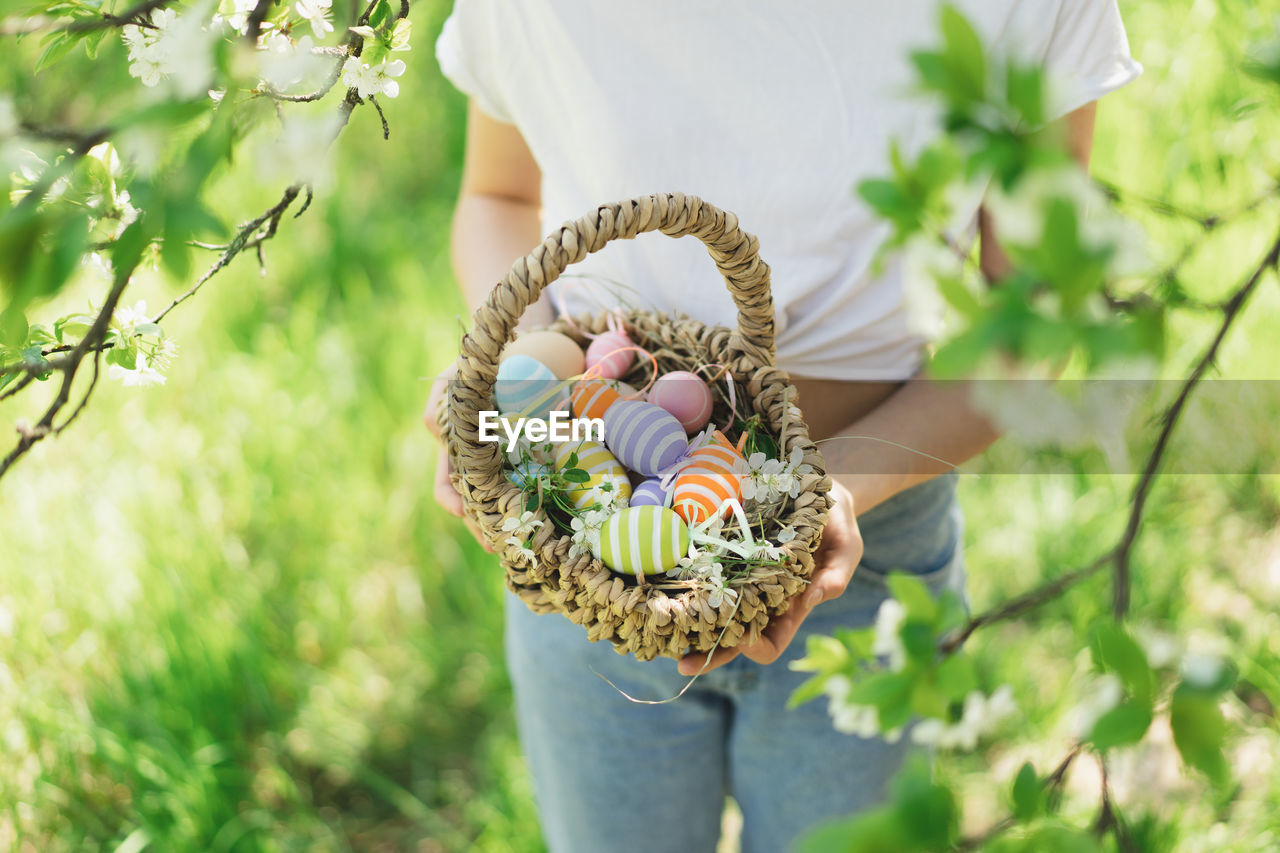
{"left": 629, "top": 477, "right": 669, "bottom": 508}
{"left": 602, "top": 400, "right": 688, "bottom": 477}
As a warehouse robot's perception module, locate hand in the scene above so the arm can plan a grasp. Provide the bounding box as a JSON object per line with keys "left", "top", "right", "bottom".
{"left": 678, "top": 481, "right": 863, "bottom": 676}
{"left": 424, "top": 361, "right": 495, "bottom": 552}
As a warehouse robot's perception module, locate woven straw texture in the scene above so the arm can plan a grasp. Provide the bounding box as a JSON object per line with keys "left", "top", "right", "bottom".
{"left": 443, "top": 193, "right": 833, "bottom": 661}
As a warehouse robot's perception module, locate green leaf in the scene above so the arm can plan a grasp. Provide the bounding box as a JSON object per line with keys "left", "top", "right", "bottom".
{"left": 561, "top": 468, "right": 589, "bottom": 483}
{"left": 1005, "top": 63, "right": 1045, "bottom": 126}
{"left": 886, "top": 572, "right": 938, "bottom": 624}
{"left": 0, "top": 307, "right": 28, "bottom": 348}
{"left": 1090, "top": 622, "right": 1153, "bottom": 702}
{"left": 34, "top": 31, "right": 76, "bottom": 74}
{"left": 787, "top": 674, "right": 831, "bottom": 710}
{"left": 390, "top": 17, "right": 411, "bottom": 50}
{"left": 934, "top": 652, "right": 977, "bottom": 700}
{"left": 892, "top": 754, "right": 959, "bottom": 848}
{"left": 1011, "top": 761, "right": 1043, "bottom": 821}
{"left": 1170, "top": 684, "right": 1229, "bottom": 785}
{"left": 939, "top": 5, "right": 986, "bottom": 102}
{"left": 790, "top": 634, "right": 852, "bottom": 675}
{"left": 899, "top": 622, "right": 935, "bottom": 665}
{"left": 1087, "top": 700, "right": 1152, "bottom": 751}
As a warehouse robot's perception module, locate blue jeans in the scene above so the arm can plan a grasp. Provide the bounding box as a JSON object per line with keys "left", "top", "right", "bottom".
{"left": 504, "top": 473, "right": 966, "bottom": 853}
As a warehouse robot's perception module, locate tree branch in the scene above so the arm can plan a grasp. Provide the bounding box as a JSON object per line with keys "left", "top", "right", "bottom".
{"left": 152, "top": 184, "right": 302, "bottom": 325}
{"left": 59, "top": 0, "right": 171, "bottom": 32}
{"left": 1113, "top": 227, "right": 1280, "bottom": 617}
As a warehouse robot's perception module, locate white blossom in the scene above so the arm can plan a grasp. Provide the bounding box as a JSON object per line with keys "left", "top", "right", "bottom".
{"left": 122, "top": 3, "right": 217, "bottom": 97}
{"left": 910, "top": 685, "right": 1017, "bottom": 750}
{"left": 113, "top": 300, "right": 149, "bottom": 337}
{"left": 259, "top": 33, "right": 323, "bottom": 91}
{"left": 295, "top": 0, "right": 334, "bottom": 39}
{"left": 775, "top": 525, "right": 797, "bottom": 544}
{"left": 872, "top": 598, "right": 907, "bottom": 672}
{"left": 341, "top": 56, "right": 406, "bottom": 99}
{"left": 152, "top": 338, "right": 179, "bottom": 370}
{"left": 1180, "top": 652, "right": 1225, "bottom": 689}
{"left": 213, "top": 0, "right": 257, "bottom": 34}
{"left": 109, "top": 352, "right": 166, "bottom": 387}
{"left": 500, "top": 511, "right": 542, "bottom": 541}
{"left": 823, "top": 675, "right": 902, "bottom": 742}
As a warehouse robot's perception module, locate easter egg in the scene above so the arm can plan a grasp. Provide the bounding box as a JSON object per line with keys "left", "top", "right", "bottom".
{"left": 597, "top": 506, "right": 690, "bottom": 577}
{"left": 507, "top": 461, "right": 549, "bottom": 490}
{"left": 671, "top": 430, "right": 745, "bottom": 525}
{"left": 500, "top": 330, "right": 585, "bottom": 381}
{"left": 496, "top": 355, "right": 560, "bottom": 420}
{"left": 552, "top": 439, "right": 632, "bottom": 510}
{"left": 603, "top": 400, "right": 689, "bottom": 477}
{"left": 570, "top": 380, "right": 621, "bottom": 421}
{"left": 629, "top": 478, "right": 669, "bottom": 508}
{"left": 648, "top": 371, "right": 714, "bottom": 433}
{"left": 585, "top": 330, "right": 634, "bottom": 380}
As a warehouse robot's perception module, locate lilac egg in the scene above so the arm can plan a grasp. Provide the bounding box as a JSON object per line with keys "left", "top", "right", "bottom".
{"left": 603, "top": 400, "right": 688, "bottom": 477}
{"left": 629, "top": 478, "right": 670, "bottom": 508}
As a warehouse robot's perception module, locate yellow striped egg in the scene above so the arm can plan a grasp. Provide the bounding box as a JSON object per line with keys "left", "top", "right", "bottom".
{"left": 553, "top": 439, "right": 632, "bottom": 510}
{"left": 671, "top": 430, "right": 745, "bottom": 525}
{"left": 597, "top": 506, "right": 691, "bottom": 577}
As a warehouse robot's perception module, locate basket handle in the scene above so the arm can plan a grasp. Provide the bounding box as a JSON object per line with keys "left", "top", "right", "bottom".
{"left": 448, "top": 193, "right": 776, "bottom": 502}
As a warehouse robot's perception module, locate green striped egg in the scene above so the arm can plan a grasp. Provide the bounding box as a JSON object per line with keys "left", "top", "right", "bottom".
{"left": 597, "top": 506, "right": 690, "bottom": 577}
{"left": 552, "top": 439, "right": 632, "bottom": 510}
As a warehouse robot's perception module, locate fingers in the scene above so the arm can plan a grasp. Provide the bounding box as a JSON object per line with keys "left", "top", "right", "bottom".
{"left": 678, "top": 644, "right": 741, "bottom": 676}
{"left": 741, "top": 600, "right": 807, "bottom": 666}
{"left": 433, "top": 447, "right": 464, "bottom": 517}
{"left": 803, "top": 561, "right": 856, "bottom": 609}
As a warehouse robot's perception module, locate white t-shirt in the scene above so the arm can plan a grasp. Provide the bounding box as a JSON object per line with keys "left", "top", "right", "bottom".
{"left": 436, "top": 1, "right": 1142, "bottom": 380}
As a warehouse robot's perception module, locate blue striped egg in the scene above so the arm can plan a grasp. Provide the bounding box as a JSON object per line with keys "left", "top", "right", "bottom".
{"left": 629, "top": 477, "right": 669, "bottom": 508}
{"left": 602, "top": 400, "right": 688, "bottom": 477}
{"left": 506, "top": 461, "right": 549, "bottom": 490}
{"left": 552, "top": 440, "right": 632, "bottom": 510}
{"left": 597, "top": 506, "right": 691, "bottom": 577}
{"left": 495, "top": 355, "right": 560, "bottom": 420}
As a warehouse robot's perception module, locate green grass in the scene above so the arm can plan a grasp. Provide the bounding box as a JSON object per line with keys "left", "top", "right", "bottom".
{"left": 3, "top": 0, "right": 1280, "bottom": 850}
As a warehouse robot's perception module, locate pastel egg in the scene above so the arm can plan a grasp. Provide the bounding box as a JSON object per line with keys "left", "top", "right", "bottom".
{"left": 672, "top": 431, "right": 745, "bottom": 525}
{"left": 500, "top": 330, "right": 586, "bottom": 381}
{"left": 629, "top": 478, "right": 669, "bottom": 508}
{"left": 570, "top": 380, "right": 621, "bottom": 421}
{"left": 552, "top": 439, "right": 632, "bottom": 510}
{"left": 597, "top": 506, "right": 690, "bottom": 577}
{"left": 507, "top": 461, "right": 549, "bottom": 490}
{"left": 496, "top": 355, "right": 560, "bottom": 420}
{"left": 585, "top": 330, "right": 634, "bottom": 380}
{"left": 603, "top": 400, "right": 689, "bottom": 477}
{"left": 648, "top": 371, "right": 714, "bottom": 433}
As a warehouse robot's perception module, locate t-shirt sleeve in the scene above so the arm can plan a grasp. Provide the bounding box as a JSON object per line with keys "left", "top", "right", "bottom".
{"left": 435, "top": 0, "right": 514, "bottom": 123}
{"left": 1041, "top": 0, "right": 1143, "bottom": 119}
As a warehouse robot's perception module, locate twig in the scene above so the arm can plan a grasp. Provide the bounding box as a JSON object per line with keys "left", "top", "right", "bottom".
{"left": 243, "top": 0, "right": 277, "bottom": 42}
{"left": 955, "top": 743, "right": 1084, "bottom": 850}
{"left": 370, "top": 94, "right": 390, "bottom": 139}
{"left": 59, "top": 0, "right": 170, "bottom": 32}
{"left": 152, "top": 184, "right": 302, "bottom": 325}
{"left": 0, "top": 264, "right": 134, "bottom": 478}
{"left": 1113, "top": 228, "right": 1280, "bottom": 617}
{"left": 941, "top": 552, "right": 1114, "bottom": 654}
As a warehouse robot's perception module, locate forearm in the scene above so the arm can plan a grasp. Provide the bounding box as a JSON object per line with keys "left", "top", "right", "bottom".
{"left": 824, "top": 377, "right": 1000, "bottom": 513}
{"left": 450, "top": 192, "right": 554, "bottom": 331}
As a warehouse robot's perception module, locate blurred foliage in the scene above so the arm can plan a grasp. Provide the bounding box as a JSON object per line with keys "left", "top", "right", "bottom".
{"left": 1, "top": 0, "right": 1279, "bottom": 852}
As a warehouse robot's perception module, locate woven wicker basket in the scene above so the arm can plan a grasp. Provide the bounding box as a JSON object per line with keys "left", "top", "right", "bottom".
{"left": 443, "top": 193, "right": 833, "bottom": 661}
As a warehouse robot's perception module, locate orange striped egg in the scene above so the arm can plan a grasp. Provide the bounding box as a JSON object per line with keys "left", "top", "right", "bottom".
{"left": 671, "top": 431, "right": 745, "bottom": 525}
{"left": 570, "top": 380, "right": 621, "bottom": 421}
{"left": 552, "top": 439, "right": 632, "bottom": 510}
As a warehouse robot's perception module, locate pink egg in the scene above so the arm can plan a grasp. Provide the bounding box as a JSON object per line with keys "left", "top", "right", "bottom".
{"left": 585, "top": 330, "right": 634, "bottom": 380}
{"left": 648, "top": 371, "right": 713, "bottom": 433}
